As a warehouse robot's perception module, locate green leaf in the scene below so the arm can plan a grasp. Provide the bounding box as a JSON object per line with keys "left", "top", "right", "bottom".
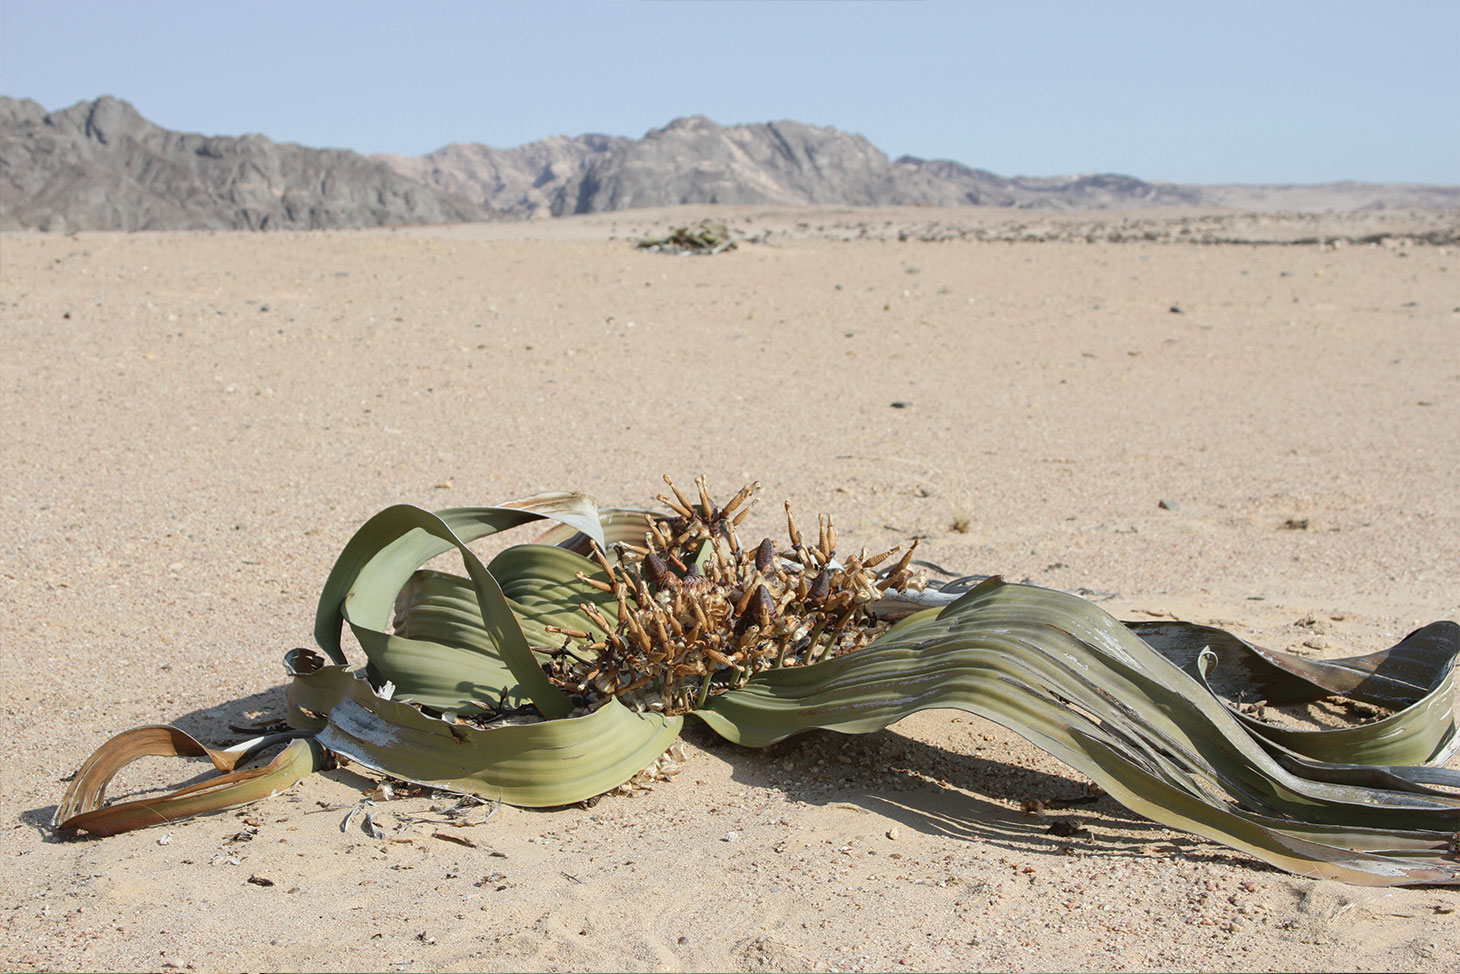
{"left": 286, "top": 505, "right": 681, "bottom": 805}
{"left": 313, "top": 495, "right": 606, "bottom": 718}
{"left": 1132, "top": 619, "right": 1458, "bottom": 767}
{"left": 488, "top": 544, "right": 621, "bottom": 645}
{"left": 694, "top": 578, "right": 1460, "bottom": 885}
{"left": 286, "top": 654, "right": 681, "bottom": 806}
{"left": 381, "top": 547, "right": 618, "bottom": 708}
{"left": 530, "top": 507, "right": 655, "bottom": 557}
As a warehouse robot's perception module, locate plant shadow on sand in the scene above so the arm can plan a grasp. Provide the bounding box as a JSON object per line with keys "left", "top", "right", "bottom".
{"left": 687, "top": 720, "right": 1276, "bottom": 873}
{"left": 30, "top": 685, "right": 1269, "bottom": 873}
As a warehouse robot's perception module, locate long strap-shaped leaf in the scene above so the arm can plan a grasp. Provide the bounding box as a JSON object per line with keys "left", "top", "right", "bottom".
{"left": 1131, "top": 619, "right": 1457, "bottom": 708}
{"left": 694, "top": 578, "right": 1460, "bottom": 886}
{"left": 313, "top": 495, "right": 606, "bottom": 719}
{"left": 530, "top": 507, "right": 657, "bottom": 555}
{"left": 384, "top": 553, "right": 620, "bottom": 711}
{"left": 1131, "top": 620, "right": 1459, "bottom": 767}
{"left": 54, "top": 726, "right": 326, "bottom": 836}
{"left": 285, "top": 649, "right": 682, "bottom": 806}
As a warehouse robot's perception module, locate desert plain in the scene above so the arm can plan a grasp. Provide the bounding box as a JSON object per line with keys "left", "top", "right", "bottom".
{"left": 1, "top": 204, "right": 1458, "bottom": 972}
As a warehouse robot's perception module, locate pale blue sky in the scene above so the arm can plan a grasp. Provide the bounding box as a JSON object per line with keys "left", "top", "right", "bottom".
{"left": 1, "top": 0, "right": 1456, "bottom": 184}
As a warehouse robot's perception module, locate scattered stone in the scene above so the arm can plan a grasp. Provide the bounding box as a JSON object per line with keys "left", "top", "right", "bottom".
{"left": 1047, "top": 819, "right": 1090, "bottom": 838}
{"left": 432, "top": 831, "right": 477, "bottom": 848}
{"left": 886, "top": 826, "right": 901, "bottom": 841}
{"left": 1281, "top": 518, "right": 1311, "bottom": 530}
{"left": 246, "top": 874, "right": 275, "bottom": 887}
{"left": 1158, "top": 498, "right": 1180, "bottom": 511}
{"left": 1169, "top": 304, "right": 1185, "bottom": 313}
{"left": 889, "top": 401, "right": 910, "bottom": 409}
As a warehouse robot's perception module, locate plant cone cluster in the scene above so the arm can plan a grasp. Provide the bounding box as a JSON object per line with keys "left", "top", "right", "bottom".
{"left": 545, "top": 477, "right": 923, "bottom": 715}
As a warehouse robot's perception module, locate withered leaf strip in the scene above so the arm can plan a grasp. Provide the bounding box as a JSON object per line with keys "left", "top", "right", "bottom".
{"left": 54, "top": 725, "right": 325, "bottom": 836}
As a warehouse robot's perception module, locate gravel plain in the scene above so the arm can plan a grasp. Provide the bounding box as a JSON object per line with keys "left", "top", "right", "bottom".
{"left": 2, "top": 204, "right": 1458, "bottom": 972}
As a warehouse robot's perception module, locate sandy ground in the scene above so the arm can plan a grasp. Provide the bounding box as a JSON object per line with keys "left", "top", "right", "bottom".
{"left": 2, "top": 204, "right": 1458, "bottom": 972}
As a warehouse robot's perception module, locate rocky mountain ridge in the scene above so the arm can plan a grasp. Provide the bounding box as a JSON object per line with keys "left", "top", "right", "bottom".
{"left": 395, "top": 114, "right": 1458, "bottom": 216}
{"left": 3, "top": 96, "right": 1456, "bottom": 232}
{"left": 0, "top": 96, "right": 492, "bottom": 232}
{"left": 375, "top": 132, "right": 629, "bottom": 216}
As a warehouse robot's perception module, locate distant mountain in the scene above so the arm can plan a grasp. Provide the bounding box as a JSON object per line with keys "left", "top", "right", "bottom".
{"left": 376, "top": 133, "right": 629, "bottom": 216}
{"left": 381, "top": 114, "right": 1458, "bottom": 216}
{"left": 889, "top": 157, "right": 1207, "bottom": 209}
{"left": 550, "top": 115, "right": 909, "bottom": 214}
{"left": 2, "top": 97, "right": 1455, "bottom": 232}
{"left": 1193, "top": 180, "right": 1459, "bottom": 211}
{"left": 0, "top": 96, "right": 492, "bottom": 231}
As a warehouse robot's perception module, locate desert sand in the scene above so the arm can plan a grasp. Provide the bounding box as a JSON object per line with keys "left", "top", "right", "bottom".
{"left": 2, "top": 205, "right": 1457, "bottom": 972}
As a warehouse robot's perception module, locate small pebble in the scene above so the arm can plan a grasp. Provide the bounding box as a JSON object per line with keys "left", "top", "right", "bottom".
{"left": 722, "top": 830, "right": 738, "bottom": 842}
{"left": 886, "top": 827, "right": 900, "bottom": 840}
{"left": 1158, "top": 498, "right": 1180, "bottom": 511}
